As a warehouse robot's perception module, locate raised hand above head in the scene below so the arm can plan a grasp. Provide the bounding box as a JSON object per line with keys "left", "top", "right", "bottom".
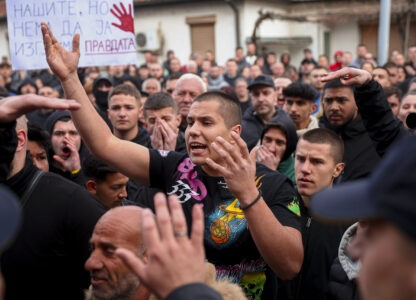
{"left": 321, "top": 67, "right": 372, "bottom": 87}
{"left": 41, "top": 22, "right": 80, "bottom": 82}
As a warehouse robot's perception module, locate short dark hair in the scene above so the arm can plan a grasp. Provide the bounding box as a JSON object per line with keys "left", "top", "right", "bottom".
{"left": 322, "top": 78, "right": 354, "bottom": 95}
{"left": 374, "top": 67, "right": 390, "bottom": 78}
{"left": 193, "top": 91, "right": 242, "bottom": 128}
{"left": 402, "top": 90, "right": 416, "bottom": 101}
{"left": 143, "top": 92, "right": 178, "bottom": 117}
{"left": 108, "top": 84, "right": 141, "bottom": 105}
{"left": 283, "top": 82, "right": 318, "bottom": 102}
{"left": 383, "top": 62, "right": 398, "bottom": 69}
{"left": 0, "top": 62, "right": 11, "bottom": 69}
{"left": 383, "top": 86, "right": 402, "bottom": 101}
{"left": 83, "top": 155, "right": 118, "bottom": 182}
{"left": 300, "top": 128, "right": 344, "bottom": 164}
{"left": 28, "top": 123, "right": 51, "bottom": 152}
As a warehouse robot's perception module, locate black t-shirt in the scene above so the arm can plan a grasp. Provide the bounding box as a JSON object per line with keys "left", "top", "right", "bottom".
{"left": 147, "top": 150, "right": 301, "bottom": 299}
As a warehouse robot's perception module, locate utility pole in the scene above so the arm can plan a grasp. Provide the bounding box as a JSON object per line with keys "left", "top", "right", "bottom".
{"left": 378, "top": 0, "right": 391, "bottom": 65}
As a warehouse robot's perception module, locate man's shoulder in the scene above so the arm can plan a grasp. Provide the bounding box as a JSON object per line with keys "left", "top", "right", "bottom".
{"left": 38, "top": 171, "right": 103, "bottom": 207}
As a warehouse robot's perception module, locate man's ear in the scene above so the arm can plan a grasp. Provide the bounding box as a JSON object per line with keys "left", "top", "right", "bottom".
{"left": 86, "top": 180, "right": 98, "bottom": 195}
{"left": 310, "top": 102, "right": 318, "bottom": 114}
{"left": 15, "top": 129, "right": 27, "bottom": 153}
{"left": 333, "top": 162, "right": 345, "bottom": 178}
{"left": 231, "top": 124, "right": 242, "bottom": 136}
{"left": 176, "top": 114, "right": 182, "bottom": 128}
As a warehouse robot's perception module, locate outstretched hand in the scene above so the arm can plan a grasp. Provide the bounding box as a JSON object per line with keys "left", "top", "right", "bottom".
{"left": 321, "top": 67, "right": 372, "bottom": 87}
{"left": 116, "top": 193, "right": 205, "bottom": 299}
{"left": 0, "top": 95, "right": 80, "bottom": 124}
{"left": 41, "top": 22, "right": 80, "bottom": 82}
{"left": 205, "top": 132, "right": 259, "bottom": 205}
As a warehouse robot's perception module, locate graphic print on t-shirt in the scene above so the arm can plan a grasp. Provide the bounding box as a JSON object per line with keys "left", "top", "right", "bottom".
{"left": 205, "top": 175, "right": 266, "bottom": 300}
{"left": 167, "top": 158, "right": 207, "bottom": 203}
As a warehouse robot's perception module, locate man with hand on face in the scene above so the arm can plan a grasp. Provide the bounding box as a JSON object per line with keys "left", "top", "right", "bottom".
{"left": 45, "top": 110, "right": 87, "bottom": 185}
{"left": 257, "top": 120, "right": 298, "bottom": 185}
{"left": 41, "top": 22, "right": 303, "bottom": 299}
{"left": 143, "top": 92, "right": 186, "bottom": 153}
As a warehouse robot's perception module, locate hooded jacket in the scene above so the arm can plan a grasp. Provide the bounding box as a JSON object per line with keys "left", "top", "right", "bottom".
{"left": 259, "top": 112, "right": 298, "bottom": 184}
{"left": 45, "top": 110, "right": 89, "bottom": 185}
{"left": 328, "top": 223, "right": 361, "bottom": 300}
{"left": 241, "top": 106, "right": 291, "bottom": 151}
{"left": 16, "top": 78, "right": 38, "bottom": 95}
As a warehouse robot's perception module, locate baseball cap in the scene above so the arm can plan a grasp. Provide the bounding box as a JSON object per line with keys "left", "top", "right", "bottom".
{"left": 310, "top": 135, "right": 416, "bottom": 242}
{"left": 248, "top": 75, "right": 276, "bottom": 91}
{"left": 0, "top": 185, "right": 21, "bottom": 253}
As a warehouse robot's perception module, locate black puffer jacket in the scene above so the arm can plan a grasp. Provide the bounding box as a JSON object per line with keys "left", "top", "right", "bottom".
{"left": 241, "top": 106, "right": 291, "bottom": 151}
{"left": 319, "top": 114, "right": 380, "bottom": 182}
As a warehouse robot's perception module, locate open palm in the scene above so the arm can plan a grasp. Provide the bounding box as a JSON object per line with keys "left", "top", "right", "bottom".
{"left": 41, "top": 22, "right": 80, "bottom": 81}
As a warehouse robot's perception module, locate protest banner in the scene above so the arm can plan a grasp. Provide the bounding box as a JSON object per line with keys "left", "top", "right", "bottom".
{"left": 6, "top": 0, "right": 137, "bottom": 70}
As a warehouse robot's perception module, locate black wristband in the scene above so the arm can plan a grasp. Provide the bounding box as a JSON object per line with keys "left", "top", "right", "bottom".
{"left": 240, "top": 190, "right": 262, "bottom": 210}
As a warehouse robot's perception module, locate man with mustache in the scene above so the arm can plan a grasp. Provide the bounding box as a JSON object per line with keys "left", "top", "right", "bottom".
{"left": 319, "top": 77, "right": 380, "bottom": 182}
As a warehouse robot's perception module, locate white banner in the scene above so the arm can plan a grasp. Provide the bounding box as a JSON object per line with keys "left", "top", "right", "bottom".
{"left": 6, "top": 0, "right": 137, "bottom": 70}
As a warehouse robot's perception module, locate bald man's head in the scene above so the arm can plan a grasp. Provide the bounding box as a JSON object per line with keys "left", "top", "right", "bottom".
{"left": 86, "top": 206, "right": 147, "bottom": 300}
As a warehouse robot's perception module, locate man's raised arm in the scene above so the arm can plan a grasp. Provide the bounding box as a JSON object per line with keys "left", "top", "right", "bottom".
{"left": 41, "top": 23, "right": 150, "bottom": 185}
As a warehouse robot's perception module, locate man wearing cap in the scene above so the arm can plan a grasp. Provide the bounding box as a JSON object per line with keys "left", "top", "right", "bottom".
{"left": 311, "top": 134, "right": 416, "bottom": 300}
{"left": 241, "top": 74, "right": 292, "bottom": 151}
{"left": 0, "top": 94, "right": 104, "bottom": 300}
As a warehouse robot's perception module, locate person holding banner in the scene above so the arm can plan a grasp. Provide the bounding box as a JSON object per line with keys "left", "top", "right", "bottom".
{"left": 41, "top": 22, "right": 303, "bottom": 299}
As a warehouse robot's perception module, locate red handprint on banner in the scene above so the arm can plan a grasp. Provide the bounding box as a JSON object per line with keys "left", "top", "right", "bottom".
{"left": 110, "top": 2, "right": 134, "bottom": 34}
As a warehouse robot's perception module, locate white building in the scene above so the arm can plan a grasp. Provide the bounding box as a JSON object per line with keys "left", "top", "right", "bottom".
{"left": 0, "top": 0, "right": 414, "bottom": 69}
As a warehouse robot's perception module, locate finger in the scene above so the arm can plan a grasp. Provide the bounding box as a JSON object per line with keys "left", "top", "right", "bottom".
{"left": 46, "top": 23, "right": 59, "bottom": 45}
{"left": 53, "top": 155, "right": 65, "bottom": 165}
{"left": 231, "top": 131, "right": 250, "bottom": 159}
{"left": 190, "top": 204, "right": 204, "bottom": 252}
{"left": 41, "top": 23, "right": 52, "bottom": 51}
{"left": 215, "top": 136, "right": 242, "bottom": 164}
{"left": 116, "top": 248, "right": 147, "bottom": 280}
{"left": 168, "top": 195, "right": 188, "bottom": 241}
{"left": 111, "top": 23, "right": 122, "bottom": 30}
{"left": 110, "top": 8, "right": 121, "bottom": 19}
{"left": 205, "top": 157, "right": 232, "bottom": 177}
{"left": 128, "top": 4, "right": 132, "bottom": 16}
{"left": 154, "top": 193, "right": 174, "bottom": 242}
{"left": 211, "top": 141, "right": 238, "bottom": 170}
{"left": 249, "top": 146, "right": 259, "bottom": 167}
{"left": 120, "top": 2, "right": 127, "bottom": 15}
{"left": 72, "top": 34, "right": 80, "bottom": 55}
{"left": 141, "top": 208, "right": 160, "bottom": 251}
{"left": 113, "top": 3, "right": 123, "bottom": 16}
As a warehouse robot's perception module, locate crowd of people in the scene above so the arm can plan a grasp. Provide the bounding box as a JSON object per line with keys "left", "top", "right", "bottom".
{"left": 0, "top": 21, "right": 416, "bottom": 300}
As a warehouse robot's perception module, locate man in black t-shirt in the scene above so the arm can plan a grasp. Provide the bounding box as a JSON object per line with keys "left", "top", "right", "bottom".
{"left": 41, "top": 23, "right": 303, "bottom": 299}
